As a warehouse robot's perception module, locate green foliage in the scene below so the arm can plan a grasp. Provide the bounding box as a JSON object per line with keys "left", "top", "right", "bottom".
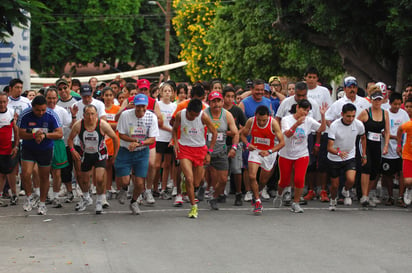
{"left": 31, "top": 0, "right": 141, "bottom": 75}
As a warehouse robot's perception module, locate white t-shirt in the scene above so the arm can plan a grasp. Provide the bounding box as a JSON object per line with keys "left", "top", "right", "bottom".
{"left": 51, "top": 105, "right": 72, "bottom": 144}
{"left": 117, "top": 109, "right": 159, "bottom": 151}
{"left": 381, "top": 101, "right": 390, "bottom": 110}
{"left": 74, "top": 98, "right": 106, "bottom": 120}
{"left": 279, "top": 114, "right": 321, "bottom": 160}
{"left": 8, "top": 96, "right": 30, "bottom": 116}
{"left": 276, "top": 96, "right": 321, "bottom": 122}
{"left": 326, "top": 95, "right": 370, "bottom": 122}
{"left": 157, "top": 101, "right": 177, "bottom": 142}
{"left": 307, "top": 85, "right": 332, "bottom": 108}
{"left": 382, "top": 108, "right": 410, "bottom": 159}
{"left": 327, "top": 118, "right": 365, "bottom": 162}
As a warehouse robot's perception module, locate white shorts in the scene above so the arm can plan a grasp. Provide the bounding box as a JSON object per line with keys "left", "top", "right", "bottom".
{"left": 248, "top": 149, "right": 277, "bottom": 171}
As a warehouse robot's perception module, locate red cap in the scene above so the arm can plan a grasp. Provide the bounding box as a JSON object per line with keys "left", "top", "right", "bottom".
{"left": 208, "top": 91, "right": 223, "bottom": 101}
{"left": 137, "top": 79, "right": 150, "bottom": 90}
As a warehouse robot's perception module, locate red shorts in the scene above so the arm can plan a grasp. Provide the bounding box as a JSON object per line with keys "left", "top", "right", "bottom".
{"left": 149, "top": 140, "right": 156, "bottom": 150}
{"left": 176, "top": 144, "right": 207, "bottom": 167}
{"left": 403, "top": 159, "right": 412, "bottom": 178}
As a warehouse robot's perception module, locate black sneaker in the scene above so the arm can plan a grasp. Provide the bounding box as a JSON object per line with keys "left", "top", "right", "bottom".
{"left": 208, "top": 198, "right": 219, "bottom": 210}
{"left": 65, "top": 192, "right": 74, "bottom": 203}
{"left": 197, "top": 186, "right": 205, "bottom": 201}
{"left": 10, "top": 195, "right": 18, "bottom": 206}
{"left": 217, "top": 194, "right": 226, "bottom": 203}
{"left": 234, "top": 193, "right": 243, "bottom": 206}
{"left": 45, "top": 197, "right": 52, "bottom": 205}
{"left": 299, "top": 197, "right": 307, "bottom": 205}
{"left": 152, "top": 191, "right": 160, "bottom": 198}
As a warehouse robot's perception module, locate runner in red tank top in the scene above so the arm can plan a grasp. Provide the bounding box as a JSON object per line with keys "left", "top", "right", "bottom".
{"left": 240, "top": 105, "right": 284, "bottom": 215}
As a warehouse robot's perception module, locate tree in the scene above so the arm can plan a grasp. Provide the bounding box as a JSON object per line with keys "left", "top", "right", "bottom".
{"left": 0, "top": 0, "right": 48, "bottom": 41}
{"left": 273, "top": 0, "right": 412, "bottom": 91}
{"left": 172, "top": 0, "right": 221, "bottom": 82}
{"left": 31, "top": 0, "right": 141, "bottom": 75}
{"left": 206, "top": 0, "right": 342, "bottom": 83}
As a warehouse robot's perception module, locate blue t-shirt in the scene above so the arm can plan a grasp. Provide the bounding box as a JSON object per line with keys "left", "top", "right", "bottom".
{"left": 242, "top": 96, "right": 273, "bottom": 119}
{"left": 17, "top": 107, "right": 61, "bottom": 151}
{"left": 270, "top": 97, "right": 280, "bottom": 116}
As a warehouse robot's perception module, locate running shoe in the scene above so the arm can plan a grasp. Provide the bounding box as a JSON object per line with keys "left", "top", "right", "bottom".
{"left": 291, "top": 202, "right": 304, "bottom": 213}
{"left": 234, "top": 193, "right": 243, "bottom": 206}
{"left": 182, "top": 193, "right": 190, "bottom": 203}
{"left": 76, "top": 196, "right": 93, "bottom": 211}
{"left": 341, "top": 187, "right": 352, "bottom": 206}
{"left": 320, "top": 190, "right": 330, "bottom": 202}
{"left": 217, "top": 194, "right": 226, "bottom": 203}
{"left": 160, "top": 190, "right": 172, "bottom": 200}
{"left": 102, "top": 199, "right": 110, "bottom": 209}
{"left": 283, "top": 191, "right": 292, "bottom": 206}
{"left": 145, "top": 191, "right": 155, "bottom": 204}
{"left": 303, "top": 190, "right": 316, "bottom": 201}
{"left": 10, "top": 195, "right": 18, "bottom": 206}
{"left": 32, "top": 193, "right": 40, "bottom": 208}
{"left": 208, "top": 198, "right": 219, "bottom": 210}
{"left": 37, "top": 204, "right": 47, "bottom": 215}
{"left": 173, "top": 194, "right": 183, "bottom": 207}
{"left": 397, "top": 197, "right": 407, "bottom": 208}
{"left": 329, "top": 199, "right": 337, "bottom": 211}
{"left": 171, "top": 187, "right": 177, "bottom": 197}
{"left": 299, "top": 197, "right": 308, "bottom": 205}
{"left": 58, "top": 184, "right": 67, "bottom": 197}
{"left": 0, "top": 199, "right": 8, "bottom": 207}
{"left": 385, "top": 197, "right": 394, "bottom": 206}
{"left": 196, "top": 186, "right": 205, "bottom": 201}
{"left": 137, "top": 194, "right": 144, "bottom": 205}
{"left": 404, "top": 188, "right": 412, "bottom": 206}
{"left": 130, "top": 202, "right": 141, "bottom": 215}
{"left": 188, "top": 205, "right": 198, "bottom": 219}
{"left": 52, "top": 198, "right": 62, "bottom": 208}
{"left": 273, "top": 193, "right": 282, "bottom": 208}
{"left": 23, "top": 196, "right": 32, "bottom": 212}
{"left": 253, "top": 200, "right": 263, "bottom": 215}
{"left": 244, "top": 191, "right": 253, "bottom": 202}
{"left": 65, "top": 192, "right": 74, "bottom": 203}
{"left": 261, "top": 186, "right": 270, "bottom": 201}
{"left": 369, "top": 190, "right": 381, "bottom": 205}
{"left": 95, "top": 200, "right": 103, "bottom": 214}
{"left": 360, "top": 196, "right": 369, "bottom": 208}
{"left": 117, "top": 189, "right": 127, "bottom": 205}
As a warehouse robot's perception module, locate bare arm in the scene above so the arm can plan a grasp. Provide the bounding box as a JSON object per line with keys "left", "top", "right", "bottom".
{"left": 67, "top": 120, "right": 82, "bottom": 161}
{"left": 226, "top": 112, "right": 239, "bottom": 158}
{"left": 100, "top": 120, "right": 119, "bottom": 158}
{"left": 202, "top": 112, "right": 217, "bottom": 151}
{"left": 172, "top": 112, "right": 182, "bottom": 154}
{"left": 382, "top": 110, "right": 390, "bottom": 155}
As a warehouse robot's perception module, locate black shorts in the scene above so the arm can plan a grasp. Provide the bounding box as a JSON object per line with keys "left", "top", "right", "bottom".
{"left": 328, "top": 158, "right": 357, "bottom": 178}
{"left": 381, "top": 158, "right": 402, "bottom": 176}
{"left": 21, "top": 148, "right": 53, "bottom": 167}
{"left": 81, "top": 153, "right": 106, "bottom": 172}
{"left": 156, "top": 141, "right": 173, "bottom": 154}
{"left": 0, "top": 154, "right": 18, "bottom": 174}
{"left": 361, "top": 140, "right": 382, "bottom": 180}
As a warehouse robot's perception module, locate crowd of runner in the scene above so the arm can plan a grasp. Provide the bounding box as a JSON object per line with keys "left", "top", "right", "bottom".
{"left": 1, "top": 66, "right": 412, "bottom": 218}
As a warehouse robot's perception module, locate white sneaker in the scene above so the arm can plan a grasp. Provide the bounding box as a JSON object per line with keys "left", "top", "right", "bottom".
{"left": 91, "top": 185, "right": 97, "bottom": 195}
{"left": 404, "top": 188, "right": 412, "bottom": 206}
{"left": 95, "top": 200, "right": 103, "bottom": 214}
{"left": 329, "top": 199, "right": 337, "bottom": 211}
{"left": 137, "top": 194, "right": 144, "bottom": 205}
{"left": 244, "top": 191, "right": 253, "bottom": 202}
{"left": 291, "top": 202, "right": 304, "bottom": 213}
{"left": 172, "top": 187, "right": 177, "bottom": 197}
{"left": 260, "top": 186, "right": 270, "bottom": 201}
{"left": 58, "top": 184, "right": 67, "bottom": 197}
{"left": 76, "top": 196, "right": 93, "bottom": 211}
{"left": 145, "top": 190, "right": 155, "bottom": 204}
{"left": 130, "top": 202, "right": 141, "bottom": 215}
{"left": 23, "top": 196, "right": 32, "bottom": 212}
{"left": 160, "top": 190, "right": 171, "bottom": 200}
{"left": 167, "top": 180, "right": 174, "bottom": 189}
{"left": 19, "top": 190, "right": 26, "bottom": 196}
{"left": 37, "top": 205, "right": 47, "bottom": 215}
{"left": 342, "top": 187, "right": 352, "bottom": 206}
{"left": 182, "top": 194, "right": 190, "bottom": 203}
{"left": 173, "top": 194, "right": 183, "bottom": 207}
{"left": 51, "top": 198, "right": 62, "bottom": 208}
{"left": 32, "top": 194, "right": 40, "bottom": 208}
{"left": 360, "top": 195, "right": 369, "bottom": 208}
{"left": 273, "top": 193, "right": 282, "bottom": 208}
{"left": 369, "top": 190, "right": 381, "bottom": 204}
{"left": 117, "top": 189, "right": 127, "bottom": 205}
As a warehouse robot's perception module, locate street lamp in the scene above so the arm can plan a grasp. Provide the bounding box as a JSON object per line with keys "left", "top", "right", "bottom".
{"left": 148, "top": 0, "right": 171, "bottom": 79}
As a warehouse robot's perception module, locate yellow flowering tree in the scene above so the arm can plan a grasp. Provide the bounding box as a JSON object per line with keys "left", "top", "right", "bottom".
{"left": 172, "top": 0, "right": 221, "bottom": 82}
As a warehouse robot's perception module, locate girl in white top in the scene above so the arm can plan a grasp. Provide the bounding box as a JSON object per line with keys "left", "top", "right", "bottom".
{"left": 153, "top": 83, "right": 177, "bottom": 198}
{"left": 274, "top": 99, "right": 327, "bottom": 213}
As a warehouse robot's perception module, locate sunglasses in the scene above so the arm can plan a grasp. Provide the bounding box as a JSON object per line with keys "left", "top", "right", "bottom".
{"left": 58, "top": 86, "right": 68, "bottom": 91}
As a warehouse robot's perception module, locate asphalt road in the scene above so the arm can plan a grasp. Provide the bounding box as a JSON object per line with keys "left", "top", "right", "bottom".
{"left": 1, "top": 194, "right": 412, "bottom": 273}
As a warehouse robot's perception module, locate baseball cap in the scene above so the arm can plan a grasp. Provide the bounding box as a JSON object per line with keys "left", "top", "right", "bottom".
{"left": 56, "top": 78, "right": 68, "bottom": 86}
{"left": 343, "top": 76, "right": 358, "bottom": 87}
{"left": 133, "top": 94, "right": 148, "bottom": 106}
{"left": 375, "top": 82, "right": 387, "bottom": 94}
{"left": 268, "top": 76, "right": 281, "bottom": 84}
{"left": 208, "top": 91, "right": 223, "bottom": 101}
{"left": 137, "top": 79, "right": 150, "bottom": 90}
{"left": 80, "top": 84, "right": 93, "bottom": 96}
{"left": 370, "top": 91, "right": 383, "bottom": 100}
{"left": 264, "top": 83, "right": 271, "bottom": 93}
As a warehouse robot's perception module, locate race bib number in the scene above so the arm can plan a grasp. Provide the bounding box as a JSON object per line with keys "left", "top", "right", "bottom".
{"left": 130, "top": 126, "right": 145, "bottom": 139}
{"left": 367, "top": 132, "right": 381, "bottom": 142}
{"left": 106, "top": 113, "right": 116, "bottom": 122}
{"left": 254, "top": 137, "right": 270, "bottom": 146}
{"left": 187, "top": 127, "right": 199, "bottom": 136}
{"left": 208, "top": 132, "right": 224, "bottom": 141}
